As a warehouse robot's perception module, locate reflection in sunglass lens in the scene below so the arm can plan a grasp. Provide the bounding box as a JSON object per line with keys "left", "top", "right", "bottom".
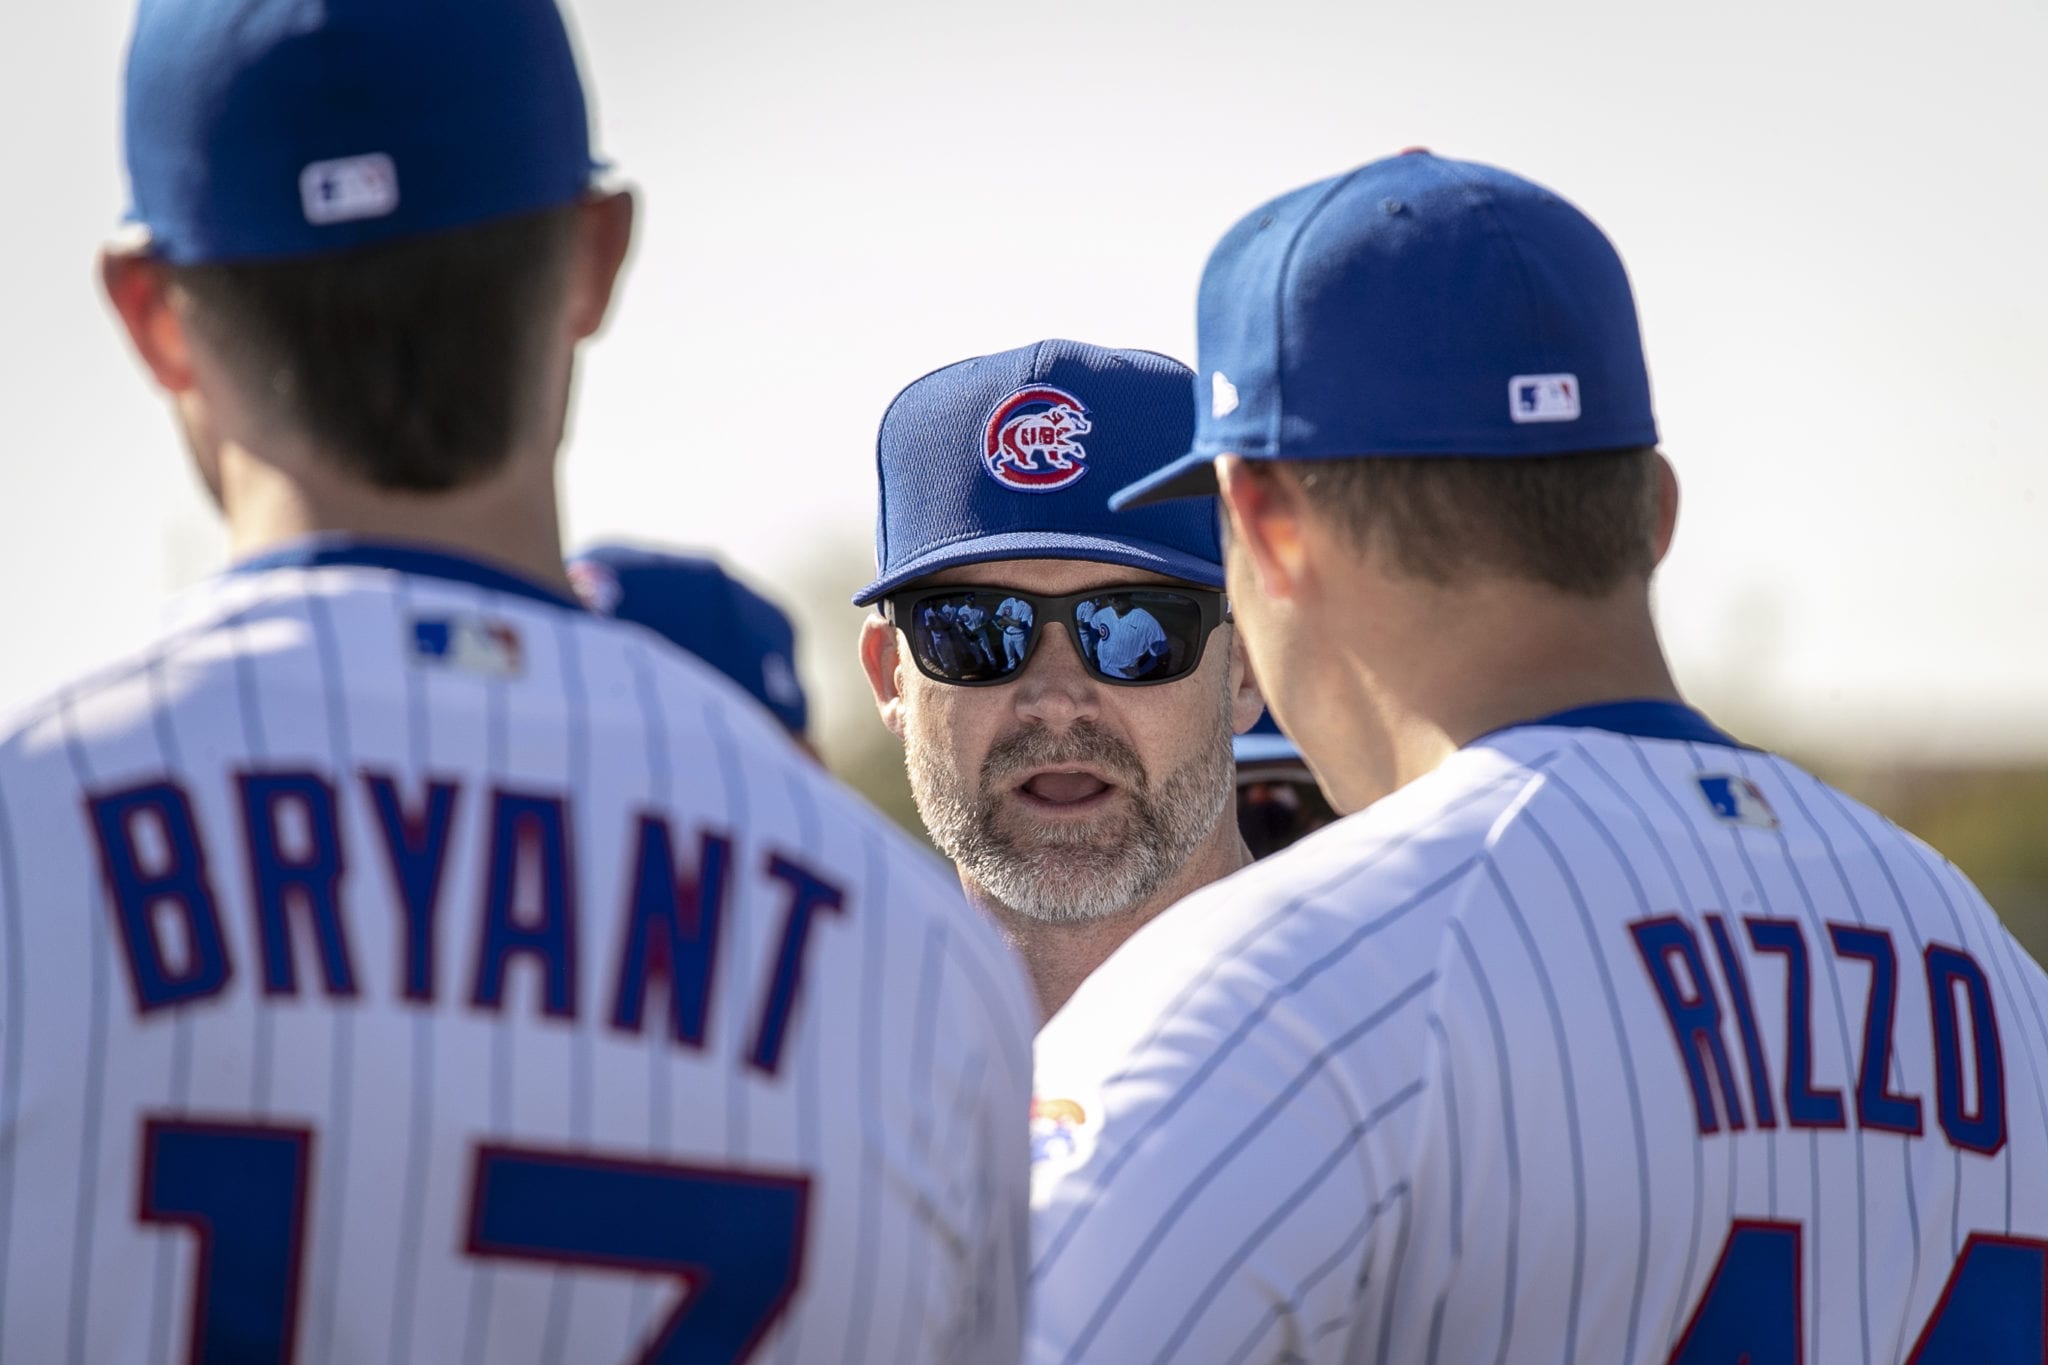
{"left": 907, "top": 591, "right": 1037, "bottom": 683}
{"left": 1074, "top": 591, "right": 1205, "bottom": 683}
{"left": 1236, "top": 774, "right": 1339, "bottom": 859}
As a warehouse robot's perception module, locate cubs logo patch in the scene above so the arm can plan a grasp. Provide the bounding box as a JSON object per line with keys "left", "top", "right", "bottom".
{"left": 1031, "top": 1096, "right": 1090, "bottom": 1165}
{"left": 983, "top": 385, "right": 1092, "bottom": 493}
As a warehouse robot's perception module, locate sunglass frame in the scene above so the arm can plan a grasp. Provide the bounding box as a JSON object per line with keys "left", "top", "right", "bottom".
{"left": 883, "top": 583, "right": 1231, "bottom": 688}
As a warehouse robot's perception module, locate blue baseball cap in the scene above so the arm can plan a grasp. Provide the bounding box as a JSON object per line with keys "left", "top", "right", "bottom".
{"left": 854, "top": 339, "right": 1223, "bottom": 606}
{"left": 569, "top": 545, "right": 809, "bottom": 738}
{"left": 122, "top": 0, "right": 601, "bottom": 264}
{"left": 1114, "top": 151, "right": 1659, "bottom": 508}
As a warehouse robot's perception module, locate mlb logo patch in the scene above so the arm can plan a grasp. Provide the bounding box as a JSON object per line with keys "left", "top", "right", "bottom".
{"left": 411, "top": 615, "right": 524, "bottom": 679}
{"left": 300, "top": 153, "right": 400, "bottom": 227}
{"left": 1696, "top": 774, "right": 1779, "bottom": 830}
{"left": 983, "top": 385, "right": 1092, "bottom": 493}
{"left": 1509, "top": 373, "right": 1581, "bottom": 424}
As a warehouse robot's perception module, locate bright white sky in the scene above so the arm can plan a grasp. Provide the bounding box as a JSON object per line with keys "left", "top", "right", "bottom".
{"left": 2, "top": 0, "right": 2043, "bottom": 760}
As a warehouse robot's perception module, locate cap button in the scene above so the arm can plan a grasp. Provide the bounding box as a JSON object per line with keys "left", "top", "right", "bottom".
{"left": 1398, "top": 145, "right": 1432, "bottom": 156}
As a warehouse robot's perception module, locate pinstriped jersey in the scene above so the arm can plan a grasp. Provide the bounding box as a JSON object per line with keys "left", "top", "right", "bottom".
{"left": 0, "top": 542, "right": 1034, "bottom": 1365}
{"left": 1029, "top": 703, "right": 2048, "bottom": 1365}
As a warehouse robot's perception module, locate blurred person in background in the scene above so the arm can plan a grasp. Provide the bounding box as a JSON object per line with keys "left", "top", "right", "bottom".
{"left": 1234, "top": 713, "right": 1340, "bottom": 859}
{"left": 569, "top": 542, "right": 817, "bottom": 757}
{"left": 856, "top": 339, "right": 1263, "bottom": 1022}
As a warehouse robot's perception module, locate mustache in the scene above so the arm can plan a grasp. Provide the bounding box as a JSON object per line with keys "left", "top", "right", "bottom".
{"left": 980, "top": 720, "right": 1147, "bottom": 790}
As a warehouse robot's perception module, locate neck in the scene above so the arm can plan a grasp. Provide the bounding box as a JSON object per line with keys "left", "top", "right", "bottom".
{"left": 968, "top": 810, "right": 1253, "bottom": 1026}
{"left": 1307, "top": 575, "right": 1682, "bottom": 812}
{"left": 212, "top": 437, "right": 575, "bottom": 596}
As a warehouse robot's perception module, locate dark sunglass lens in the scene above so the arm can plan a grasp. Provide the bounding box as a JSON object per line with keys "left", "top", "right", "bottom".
{"left": 908, "top": 592, "right": 1030, "bottom": 683}
{"left": 1078, "top": 591, "right": 1205, "bottom": 682}
{"left": 1236, "top": 775, "right": 1339, "bottom": 859}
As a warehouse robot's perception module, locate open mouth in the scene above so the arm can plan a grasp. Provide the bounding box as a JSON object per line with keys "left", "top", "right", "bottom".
{"left": 1011, "top": 766, "right": 1120, "bottom": 814}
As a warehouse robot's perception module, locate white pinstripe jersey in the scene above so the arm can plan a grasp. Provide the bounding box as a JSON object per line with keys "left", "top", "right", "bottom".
{"left": 1030, "top": 703, "right": 2048, "bottom": 1365}
{"left": 0, "top": 542, "right": 1034, "bottom": 1365}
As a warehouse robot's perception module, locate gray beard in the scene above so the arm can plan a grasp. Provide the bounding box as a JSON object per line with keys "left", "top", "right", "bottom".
{"left": 907, "top": 689, "right": 1236, "bottom": 925}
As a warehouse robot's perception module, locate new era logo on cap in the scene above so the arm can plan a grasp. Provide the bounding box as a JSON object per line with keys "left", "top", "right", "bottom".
{"left": 1509, "top": 373, "right": 1582, "bottom": 424}
{"left": 1211, "top": 371, "right": 1240, "bottom": 418}
{"left": 300, "top": 153, "right": 401, "bottom": 226}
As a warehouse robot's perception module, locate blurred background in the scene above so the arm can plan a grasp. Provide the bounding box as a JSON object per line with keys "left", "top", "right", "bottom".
{"left": 2, "top": 0, "right": 2043, "bottom": 957}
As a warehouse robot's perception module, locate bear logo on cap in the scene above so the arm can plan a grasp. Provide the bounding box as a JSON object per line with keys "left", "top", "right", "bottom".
{"left": 982, "top": 385, "right": 1091, "bottom": 493}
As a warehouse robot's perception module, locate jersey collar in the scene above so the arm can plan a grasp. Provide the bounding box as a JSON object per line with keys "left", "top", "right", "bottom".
{"left": 227, "top": 536, "right": 586, "bottom": 613}
{"left": 1475, "top": 699, "right": 1748, "bottom": 750}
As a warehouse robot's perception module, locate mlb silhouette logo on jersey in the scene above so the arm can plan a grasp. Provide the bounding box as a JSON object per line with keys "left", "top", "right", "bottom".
{"left": 410, "top": 615, "right": 524, "bottom": 678}
{"left": 983, "top": 385, "right": 1092, "bottom": 492}
{"left": 1696, "top": 773, "right": 1779, "bottom": 829}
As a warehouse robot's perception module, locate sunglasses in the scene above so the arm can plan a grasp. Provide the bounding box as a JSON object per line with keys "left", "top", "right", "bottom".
{"left": 884, "top": 584, "right": 1231, "bottom": 687}
{"left": 1235, "top": 764, "right": 1340, "bottom": 859}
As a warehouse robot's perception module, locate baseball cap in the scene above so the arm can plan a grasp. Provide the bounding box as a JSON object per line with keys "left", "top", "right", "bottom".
{"left": 122, "top": 0, "right": 601, "bottom": 265}
{"left": 1113, "top": 150, "right": 1659, "bottom": 508}
{"left": 854, "top": 339, "right": 1222, "bottom": 606}
{"left": 569, "top": 545, "right": 809, "bottom": 738}
{"left": 1232, "top": 712, "right": 1300, "bottom": 767}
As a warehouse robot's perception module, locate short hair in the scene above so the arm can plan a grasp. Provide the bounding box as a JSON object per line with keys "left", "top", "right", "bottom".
{"left": 1284, "top": 447, "right": 1661, "bottom": 596}
{"left": 167, "top": 204, "right": 581, "bottom": 493}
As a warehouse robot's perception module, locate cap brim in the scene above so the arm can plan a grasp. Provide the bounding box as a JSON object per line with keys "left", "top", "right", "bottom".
{"left": 1233, "top": 732, "right": 1302, "bottom": 766}
{"left": 1108, "top": 450, "right": 1221, "bottom": 510}
{"left": 853, "top": 529, "right": 1223, "bottom": 606}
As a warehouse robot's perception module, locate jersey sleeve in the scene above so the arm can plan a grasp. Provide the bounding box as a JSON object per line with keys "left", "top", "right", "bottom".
{"left": 1027, "top": 949, "right": 1434, "bottom": 1365}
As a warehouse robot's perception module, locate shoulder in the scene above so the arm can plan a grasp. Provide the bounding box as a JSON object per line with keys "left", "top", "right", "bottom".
{"left": 0, "top": 575, "right": 289, "bottom": 776}
{"left": 1039, "top": 739, "right": 1565, "bottom": 1084}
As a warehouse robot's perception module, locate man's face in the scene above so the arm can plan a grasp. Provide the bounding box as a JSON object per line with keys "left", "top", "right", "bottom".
{"left": 890, "top": 559, "right": 1240, "bottom": 923}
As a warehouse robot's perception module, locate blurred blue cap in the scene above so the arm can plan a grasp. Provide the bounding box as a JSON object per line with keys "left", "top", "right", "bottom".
{"left": 1233, "top": 712, "right": 1301, "bottom": 767}
{"left": 1115, "top": 150, "right": 1658, "bottom": 508}
{"left": 854, "top": 339, "right": 1223, "bottom": 605}
{"left": 569, "top": 545, "right": 809, "bottom": 738}
{"left": 123, "top": 0, "right": 600, "bottom": 264}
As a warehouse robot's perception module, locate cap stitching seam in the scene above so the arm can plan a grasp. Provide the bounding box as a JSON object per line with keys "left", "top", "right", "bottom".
{"left": 1269, "top": 164, "right": 1379, "bottom": 454}
{"left": 1438, "top": 159, "right": 1551, "bottom": 363}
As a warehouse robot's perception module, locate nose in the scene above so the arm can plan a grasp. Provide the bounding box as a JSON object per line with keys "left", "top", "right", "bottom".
{"left": 1011, "top": 615, "right": 1101, "bottom": 728}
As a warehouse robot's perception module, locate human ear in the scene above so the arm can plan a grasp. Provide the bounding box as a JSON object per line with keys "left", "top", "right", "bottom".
{"left": 568, "top": 189, "right": 636, "bottom": 341}
{"left": 1215, "top": 456, "right": 1310, "bottom": 603}
{"left": 1651, "top": 451, "right": 1680, "bottom": 566}
{"left": 1225, "top": 627, "right": 1265, "bottom": 734}
{"left": 858, "top": 613, "right": 908, "bottom": 740}
{"left": 100, "top": 248, "right": 197, "bottom": 395}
